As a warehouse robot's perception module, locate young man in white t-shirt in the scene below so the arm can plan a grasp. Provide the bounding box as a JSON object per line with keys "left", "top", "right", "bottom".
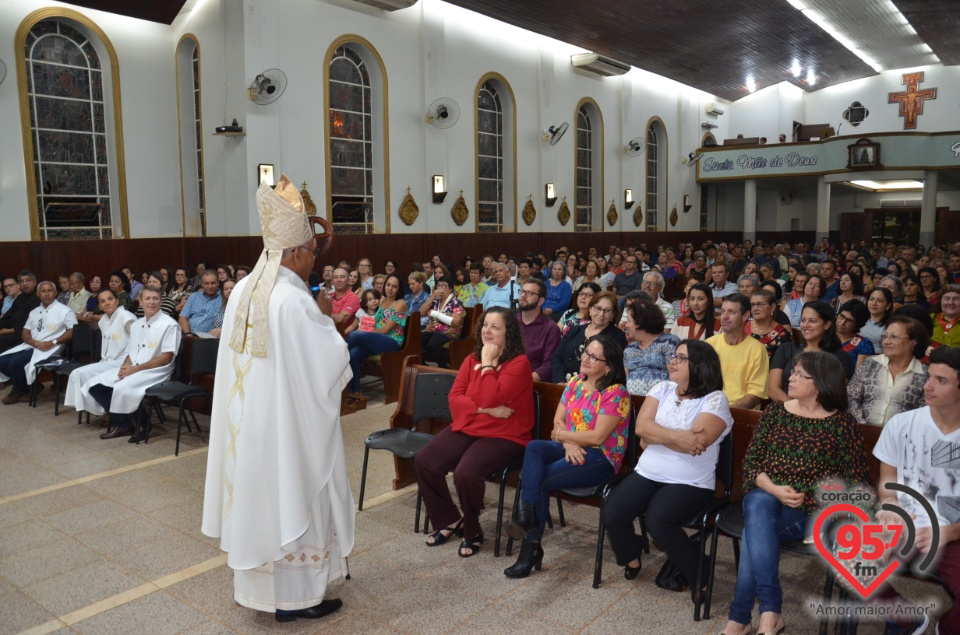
{"left": 873, "top": 347, "right": 960, "bottom": 635}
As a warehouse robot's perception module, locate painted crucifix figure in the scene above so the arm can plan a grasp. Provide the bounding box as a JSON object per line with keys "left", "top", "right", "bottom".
{"left": 888, "top": 71, "right": 937, "bottom": 130}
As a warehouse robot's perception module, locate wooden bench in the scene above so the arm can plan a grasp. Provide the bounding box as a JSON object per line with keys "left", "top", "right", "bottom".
{"left": 360, "top": 317, "right": 421, "bottom": 404}
{"left": 449, "top": 305, "right": 482, "bottom": 370}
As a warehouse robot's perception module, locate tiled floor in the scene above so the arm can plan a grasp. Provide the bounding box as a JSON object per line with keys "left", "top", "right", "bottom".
{"left": 0, "top": 378, "right": 951, "bottom": 634}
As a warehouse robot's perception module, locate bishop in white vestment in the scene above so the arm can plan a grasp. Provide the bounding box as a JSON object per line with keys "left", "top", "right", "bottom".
{"left": 202, "top": 176, "right": 354, "bottom": 622}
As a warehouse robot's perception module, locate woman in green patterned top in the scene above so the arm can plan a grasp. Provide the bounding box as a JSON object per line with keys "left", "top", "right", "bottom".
{"left": 345, "top": 273, "right": 408, "bottom": 401}
{"left": 720, "top": 351, "right": 870, "bottom": 635}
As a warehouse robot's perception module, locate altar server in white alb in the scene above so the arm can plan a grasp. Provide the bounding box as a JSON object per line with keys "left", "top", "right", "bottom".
{"left": 64, "top": 288, "right": 136, "bottom": 417}
{"left": 0, "top": 281, "right": 77, "bottom": 405}
{"left": 202, "top": 175, "right": 354, "bottom": 623}
{"left": 86, "top": 286, "right": 180, "bottom": 442}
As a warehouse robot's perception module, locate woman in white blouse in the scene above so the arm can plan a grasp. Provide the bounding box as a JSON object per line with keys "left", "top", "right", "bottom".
{"left": 64, "top": 289, "right": 136, "bottom": 417}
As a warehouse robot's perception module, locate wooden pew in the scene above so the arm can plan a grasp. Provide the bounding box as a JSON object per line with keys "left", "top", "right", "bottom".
{"left": 361, "top": 317, "right": 422, "bottom": 404}
{"left": 449, "top": 305, "right": 482, "bottom": 370}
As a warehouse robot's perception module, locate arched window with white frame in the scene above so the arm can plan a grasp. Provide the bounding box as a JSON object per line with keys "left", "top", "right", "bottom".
{"left": 646, "top": 120, "right": 666, "bottom": 231}
{"left": 475, "top": 73, "right": 516, "bottom": 232}
{"left": 176, "top": 35, "right": 205, "bottom": 236}
{"left": 575, "top": 100, "right": 602, "bottom": 232}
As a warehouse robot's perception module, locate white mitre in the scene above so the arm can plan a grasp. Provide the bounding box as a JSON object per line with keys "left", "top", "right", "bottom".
{"left": 229, "top": 175, "right": 312, "bottom": 357}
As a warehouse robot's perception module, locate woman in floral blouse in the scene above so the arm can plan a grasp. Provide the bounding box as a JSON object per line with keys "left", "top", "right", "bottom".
{"left": 623, "top": 299, "right": 680, "bottom": 396}
{"left": 420, "top": 278, "right": 466, "bottom": 369}
{"left": 504, "top": 335, "right": 630, "bottom": 578}
{"left": 345, "top": 273, "right": 408, "bottom": 401}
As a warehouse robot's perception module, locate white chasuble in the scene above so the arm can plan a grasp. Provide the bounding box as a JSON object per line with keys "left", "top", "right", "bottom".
{"left": 201, "top": 267, "right": 355, "bottom": 611}
{"left": 65, "top": 308, "right": 135, "bottom": 415}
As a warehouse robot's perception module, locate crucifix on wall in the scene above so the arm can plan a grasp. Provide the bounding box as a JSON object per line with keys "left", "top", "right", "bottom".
{"left": 888, "top": 71, "right": 937, "bottom": 130}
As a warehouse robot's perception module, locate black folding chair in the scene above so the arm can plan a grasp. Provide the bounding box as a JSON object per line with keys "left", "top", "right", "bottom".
{"left": 144, "top": 337, "right": 219, "bottom": 455}
{"left": 46, "top": 322, "right": 101, "bottom": 416}
{"left": 357, "top": 372, "right": 455, "bottom": 531}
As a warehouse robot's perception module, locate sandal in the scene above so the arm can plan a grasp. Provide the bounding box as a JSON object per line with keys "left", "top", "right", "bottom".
{"left": 458, "top": 531, "right": 484, "bottom": 558}
{"left": 425, "top": 519, "right": 463, "bottom": 547}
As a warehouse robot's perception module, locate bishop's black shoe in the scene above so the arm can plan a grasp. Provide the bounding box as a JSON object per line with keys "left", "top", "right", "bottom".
{"left": 275, "top": 598, "right": 343, "bottom": 622}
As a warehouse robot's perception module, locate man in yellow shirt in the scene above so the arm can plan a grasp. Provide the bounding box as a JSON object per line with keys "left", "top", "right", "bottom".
{"left": 707, "top": 293, "right": 768, "bottom": 409}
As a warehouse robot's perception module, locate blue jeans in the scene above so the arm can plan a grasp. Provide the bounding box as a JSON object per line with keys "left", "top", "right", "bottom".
{"left": 728, "top": 488, "right": 810, "bottom": 625}
{"left": 519, "top": 440, "right": 614, "bottom": 540}
{"left": 0, "top": 349, "right": 33, "bottom": 394}
{"left": 346, "top": 331, "right": 401, "bottom": 392}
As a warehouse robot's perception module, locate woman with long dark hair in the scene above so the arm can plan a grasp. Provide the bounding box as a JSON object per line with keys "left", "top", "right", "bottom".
{"left": 673, "top": 283, "right": 718, "bottom": 341}
{"left": 603, "top": 340, "right": 733, "bottom": 606}
{"left": 345, "top": 273, "right": 408, "bottom": 401}
{"left": 767, "top": 300, "right": 853, "bottom": 402}
{"left": 861, "top": 286, "right": 894, "bottom": 350}
{"left": 504, "top": 335, "right": 630, "bottom": 578}
{"left": 745, "top": 289, "right": 791, "bottom": 360}
{"left": 918, "top": 266, "right": 941, "bottom": 306}
{"left": 415, "top": 307, "right": 534, "bottom": 558}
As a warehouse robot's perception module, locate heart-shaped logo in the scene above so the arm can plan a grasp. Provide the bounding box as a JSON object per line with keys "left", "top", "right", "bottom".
{"left": 813, "top": 503, "right": 901, "bottom": 598}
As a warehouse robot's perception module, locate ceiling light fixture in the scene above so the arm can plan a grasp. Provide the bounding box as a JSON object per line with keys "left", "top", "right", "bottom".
{"left": 847, "top": 179, "right": 923, "bottom": 191}
{"left": 806, "top": 69, "right": 816, "bottom": 86}
{"left": 791, "top": 60, "right": 802, "bottom": 77}
{"left": 786, "top": 0, "right": 883, "bottom": 72}
{"left": 746, "top": 77, "right": 757, "bottom": 93}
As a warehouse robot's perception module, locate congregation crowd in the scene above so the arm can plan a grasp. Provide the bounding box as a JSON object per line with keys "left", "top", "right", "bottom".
{"left": 2, "top": 235, "right": 960, "bottom": 633}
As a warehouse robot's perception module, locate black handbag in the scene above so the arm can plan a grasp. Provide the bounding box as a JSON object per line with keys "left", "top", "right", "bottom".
{"left": 654, "top": 559, "right": 686, "bottom": 592}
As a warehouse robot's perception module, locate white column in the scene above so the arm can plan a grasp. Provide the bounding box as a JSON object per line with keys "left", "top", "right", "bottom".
{"left": 816, "top": 176, "right": 831, "bottom": 241}
{"left": 920, "top": 171, "right": 938, "bottom": 247}
{"left": 743, "top": 179, "right": 756, "bottom": 243}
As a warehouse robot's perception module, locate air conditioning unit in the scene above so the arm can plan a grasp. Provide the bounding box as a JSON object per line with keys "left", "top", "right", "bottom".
{"left": 348, "top": 0, "right": 417, "bottom": 10}
{"left": 705, "top": 102, "right": 725, "bottom": 116}
{"left": 570, "top": 53, "right": 630, "bottom": 77}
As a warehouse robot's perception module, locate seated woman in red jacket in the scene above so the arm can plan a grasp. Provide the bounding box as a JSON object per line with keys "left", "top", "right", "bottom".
{"left": 414, "top": 306, "right": 534, "bottom": 558}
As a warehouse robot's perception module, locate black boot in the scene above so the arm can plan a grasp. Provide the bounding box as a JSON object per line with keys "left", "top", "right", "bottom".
{"left": 503, "top": 540, "right": 544, "bottom": 578}
{"left": 505, "top": 500, "right": 538, "bottom": 541}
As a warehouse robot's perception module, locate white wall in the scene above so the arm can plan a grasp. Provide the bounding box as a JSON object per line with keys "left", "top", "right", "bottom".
{"left": 0, "top": 0, "right": 182, "bottom": 240}
{"left": 7, "top": 0, "right": 956, "bottom": 243}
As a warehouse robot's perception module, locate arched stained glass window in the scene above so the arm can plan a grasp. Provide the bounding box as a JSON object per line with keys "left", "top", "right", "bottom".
{"left": 575, "top": 104, "right": 593, "bottom": 231}
{"left": 646, "top": 125, "right": 660, "bottom": 230}
{"left": 328, "top": 45, "right": 373, "bottom": 234}
{"left": 477, "top": 80, "right": 503, "bottom": 232}
{"left": 25, "top": 19, "right": 112, "bottom": 239}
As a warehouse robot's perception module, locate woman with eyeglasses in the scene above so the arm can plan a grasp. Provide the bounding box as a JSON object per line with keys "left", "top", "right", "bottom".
{"left": 357, "top": 258, "right": 375, "bottom": 290}
{"left": 847, "top": 316, "right": 928, "bottom": 426}
{"left": 551, "top": 291, "right": 627, "bottom": 383}
{"left": 767, "top": 301, "right": 853, "bottom": 403}
{"left": 622, "top": 299, "right": 680, "bottom": 396}
{"left": 720, "top": 352, "right": 869, "bottom": 635}
{"left": 834, "top": 299, "right": 875, "bottom": 370}
{"left": 603, "top": 340, "right": 733, "bottom": 606}
{"left": 504, "top": 335, "right": 630, "bottom": 578}
{"left": 745, "top": 289, "right": 791, "bottom": 360}
{"left": 557, "top": 282, "right": 601, "bottom": 337}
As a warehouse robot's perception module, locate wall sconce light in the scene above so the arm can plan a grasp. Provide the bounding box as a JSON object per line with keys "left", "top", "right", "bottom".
{"left": 258, "top": 164, "right": 275, "bottom": 186}
{"left": 624, "top": 188, "right": 634, "bottom": 209}
{"left": 545, "top": 183, "right": 558, "bottom": 207}
{"left": 683, "top": 194, "right": 692, "bottom": 213}
{"left": 432, "top": 175, "right": 447, "bottom": 204}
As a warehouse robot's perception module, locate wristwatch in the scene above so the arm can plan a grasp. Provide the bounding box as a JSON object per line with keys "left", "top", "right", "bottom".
{"left": 53, "top": 338, "right": 58, "bottom": 345}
